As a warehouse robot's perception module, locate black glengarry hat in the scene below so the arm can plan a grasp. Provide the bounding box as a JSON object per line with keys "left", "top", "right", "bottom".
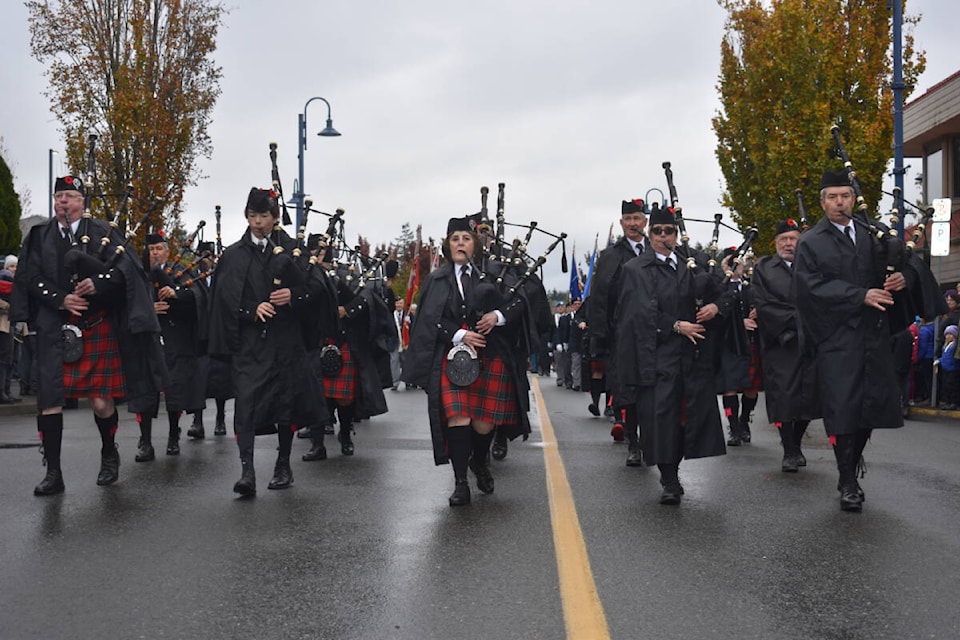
{"left": 246, "top": 187, "right": 280, "bottom": 217}
{"left": 446, "top": 216, "right": 477, "bottom": 236}
{"left": 145, "top": 231, "right": 165, "bottom": 245}
{"left": 649, "top": 207, "right": 675, "bottom": 227}
{"left": 775, "top": 218, "right": 801, "bottom": 236}
{"left": 622, "top": 199, "right": 645, "bottom": 215}
{"left": 820, "top": 170, "right": 850, "bottom": 189}
{"left": 54, "top": 175, "right": 85, "bottom": 196}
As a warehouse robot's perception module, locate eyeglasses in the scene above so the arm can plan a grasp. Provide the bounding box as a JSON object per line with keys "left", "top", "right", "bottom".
{"left": 650, "top": 226, "right": 677, "bottom": 236}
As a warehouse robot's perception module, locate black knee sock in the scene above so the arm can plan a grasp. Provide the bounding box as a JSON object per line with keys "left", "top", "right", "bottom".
{"left": 622, "top": 404, "right": 639, "bottom": 444}
{"left": 191, "top": 410, "right": 203, "bottom": 427}
{"left": 589, "top": 378, "right": 603, "bottom": 406}
{"left": 277, "top": 423, "right": 294, "bottom": 458}
{"left": 722, "top": 396, "right": 739, "bottom": 427}
{"left": 493, "top": 425, "right": 507, "bottom": 445}
{"left": 237, "top": 431, "right": 255, "bottom": 458}
{"left": 338, "top": 403, "right": 354, "bottom": 435}
{"left": 446, "top": 426, "right": 472, "bottom": 482}
{"left": 94, "top": 410, "right": 119, "bottom": 454}
{"left": 472, "top": 430, "right": 495, "bottom": 464}
{"left": 38, "top": 413, "right": 64, "bottom": 471}
{"left": 137, "top": 413, "right": 153, "bottom": 443}
{"left": 215, "top": 399, "right": 226, "bottom": 423}
{"left": 740, "top": 395, "right": 758, "bottom": 422}
{"left": 657, "top": 462, "right": 679, "bottom": 486}
{"left": 168, "top": 410, "right": 181, "bottom": 438}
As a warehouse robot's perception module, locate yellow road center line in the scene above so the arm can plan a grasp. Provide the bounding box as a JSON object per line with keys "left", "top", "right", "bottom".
{"left": 531, "top": 376, "right": 611, "bottom": 640}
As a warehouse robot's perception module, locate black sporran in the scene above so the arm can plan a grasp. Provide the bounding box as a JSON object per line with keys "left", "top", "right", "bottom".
{"left": 319, "top": 344, "right": 344, "bottom": 377}
{"left": 61, "top": 323, "right": 83, "bottom": 363}
{"left": 445, "top": 344, "right": 480, "bottom": 387}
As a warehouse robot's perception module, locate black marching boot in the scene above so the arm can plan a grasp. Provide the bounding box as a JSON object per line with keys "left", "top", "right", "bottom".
{"left": 779, "top": 422, "right": 798, "bottom": 472}
{"left": 302, "top": 425, "right": 328, "bottom": 461}
{"left": 469, "top": 430, "right": 495, "bottom": 494}
{"left": 187, "top": 411, "right": 205, "bottom": 440}
{"left": 794, "top": 421, "right": 809, "bottom": 467}
{"left": 214, "top": 399, "right": 227, "bottom": 436}
{"left": 834, "top": 434, "right": 863, "bottom": 512}
{"left": 447, "top": 426, "right": 473, "bottom": 506}
{"left": 723, "top": 396, "right": 741, "bottom": 446}
{"left": 337, "top": 404, "right": 355, "bottom": 456}
{"left": 34, "top": 414, "right": 66, "bottom": 496}
{"left": 166, "top": 411, "right": 181, "bottom": 455}
{"left": 95, "top": 411, "right": 120, "bottom": 486}
{"left": 233, "top": 436, "right": 256, "bottom": 497}
{"left": 657, "top": 463, "right": 683, "bottom": 505}
{"left": 135, "top": 414, "right": 155, "bottom": 462}
{"left": 268, "top": 456, "right": 294, "bottom": 490}
{"left": 491, "top": 427, "right": 508, "bottom": 460}
{"left": 739, "top": 395, "right": 758, "bottom": 444}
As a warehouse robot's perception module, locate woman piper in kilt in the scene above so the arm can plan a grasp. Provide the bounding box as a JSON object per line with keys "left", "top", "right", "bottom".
{"left": 401, "top": 216, "right": 532, "bottom": 506}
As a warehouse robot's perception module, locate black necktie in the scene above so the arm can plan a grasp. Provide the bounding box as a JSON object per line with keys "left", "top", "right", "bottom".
{"left": 667, "top": 256, "right": 676, "bottom": 270}
{"left": 460, "top": 267, "right": 473, "bottom": 303}
{"left": 844, "top": 226, "right": 855, "bottom": 246}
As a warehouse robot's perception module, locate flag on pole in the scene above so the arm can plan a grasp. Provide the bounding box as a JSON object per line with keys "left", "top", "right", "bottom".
{"left": 582, "top": 234, "right": 599, "bottom": 299}
{"left": 606, "top": 222, "right": 615, "bottom": 248}
{"left": 568, "top": 241, "right": 583, "bottom": 301}
{"left": 404, "top": 225, "right": 422, "bottom": 311}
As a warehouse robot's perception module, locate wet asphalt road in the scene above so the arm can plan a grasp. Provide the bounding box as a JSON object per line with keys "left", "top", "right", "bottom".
{"left": 1, "top": 378, "right": 959, "bottom": 639}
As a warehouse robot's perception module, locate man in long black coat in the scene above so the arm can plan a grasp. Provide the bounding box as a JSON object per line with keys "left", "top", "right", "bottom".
{"left": 587, "top": 198, "right": 647, "bottom": 462}
{"left": 795, "top": 171, "right": 909, "bottom": 512}
{"left": 13, "top": 175, "right": 166, "bottom": 495}
{"left": 752, "top": 218, "right": 820, "bottom": 473}
{"left": 207, "top": 188, "right": 326, "bottom": 496}
{"left": 616, "top": 207, "right": 725, "bottom": 504}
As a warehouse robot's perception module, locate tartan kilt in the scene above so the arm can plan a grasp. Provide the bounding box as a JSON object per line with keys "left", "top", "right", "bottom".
{"left": 746, "top": 342, "right": 763, "bottom": 393}
{"left": 441, "top": 352, "right": 518, "bottom": 424}
{"left": 590, "top": 359, "right": 605, "bottom": 377}
{"left": 63, "top": 312, "right": 126, "bottom": 399}
{"left": 322, "top": 342, "right": 357, "bottom": 401}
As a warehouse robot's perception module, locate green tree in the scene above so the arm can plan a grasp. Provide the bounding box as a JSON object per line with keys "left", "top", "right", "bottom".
{"left": 713, "top": 0, "right": 925, "bottom": 253}
{"left": 0, "top": 154, "right": 23, "bottom": 255}
{"left": 27, "top": 0, "right": 225, "bottom": 246}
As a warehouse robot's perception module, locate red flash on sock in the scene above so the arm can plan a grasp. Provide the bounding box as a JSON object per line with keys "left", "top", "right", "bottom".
{"left": 775, "top": 422, "right": 782, "bottom": 429}
{"left": 725, "top": 407, "right": 733, "bottom": 417}
{"left": 828, "top": 435, "right": 837, "bottom": 447}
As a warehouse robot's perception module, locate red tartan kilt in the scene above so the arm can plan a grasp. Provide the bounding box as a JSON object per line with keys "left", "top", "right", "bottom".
{"left": 322, "top": 342, "right": 357, "bottom": 401}
{"left": 441, "top": 352, "right": 518, "bottom": 424}
{"left": 746, "top": 343, "right": 763, "bottom": 392}
{"left": 590, "top": 360, "right": 605, "bottom": 376}
{"left": 63, "top": 312, "right": 126, "bottom": 398}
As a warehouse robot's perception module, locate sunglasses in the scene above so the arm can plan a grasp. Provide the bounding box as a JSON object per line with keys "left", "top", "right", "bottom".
{"left": 650, "top": 226, "right": 677, "bottom": 236}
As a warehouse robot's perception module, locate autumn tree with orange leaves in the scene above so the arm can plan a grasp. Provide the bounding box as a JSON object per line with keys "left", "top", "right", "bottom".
{"left": 27, "top": 0, "right": 224, "bottom": 245}
{"left": 713, "top": 0, "right": 925, "bottom": 253}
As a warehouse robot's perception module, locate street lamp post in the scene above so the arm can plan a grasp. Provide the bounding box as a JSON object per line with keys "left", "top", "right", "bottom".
{"left": 293, "top": 96, "right": 340, "bottom": 230}
{"left": 48, "top": 149, "right": 58, "bottom": 219}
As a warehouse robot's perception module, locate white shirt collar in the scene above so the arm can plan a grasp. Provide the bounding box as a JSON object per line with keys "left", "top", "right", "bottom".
{"left": 60, "top": 219, "right": 80, "bottom": 237}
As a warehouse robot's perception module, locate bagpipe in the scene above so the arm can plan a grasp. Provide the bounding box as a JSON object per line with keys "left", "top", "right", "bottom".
{"left": 828, "top": 124, "right": 946, "bottom": 327}
{"left": 464, "top": 182, "right": 567, "bottom": 325}
{"left": 659, "top": 162, "right": 761, "bottom": 315}
{"left": 146, "top": 218, "right": 216, "bottom": 294}
{"left": 830, "top": 124, "right": 908, "bottom": 280}
{"left": 64, "top": 132, "right": 166, "bottom": 283}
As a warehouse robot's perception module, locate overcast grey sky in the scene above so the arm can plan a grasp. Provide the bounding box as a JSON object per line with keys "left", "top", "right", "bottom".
{"left": 1, "top": 1, "right": 957, "bottom": 292}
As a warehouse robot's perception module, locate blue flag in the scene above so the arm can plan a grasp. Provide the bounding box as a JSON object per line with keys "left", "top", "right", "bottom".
{"left": 569, "top": 253, "right": 583, "bottom": 301}
{"left": 582, "top": 235, "right": 598, "bottom": 299}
